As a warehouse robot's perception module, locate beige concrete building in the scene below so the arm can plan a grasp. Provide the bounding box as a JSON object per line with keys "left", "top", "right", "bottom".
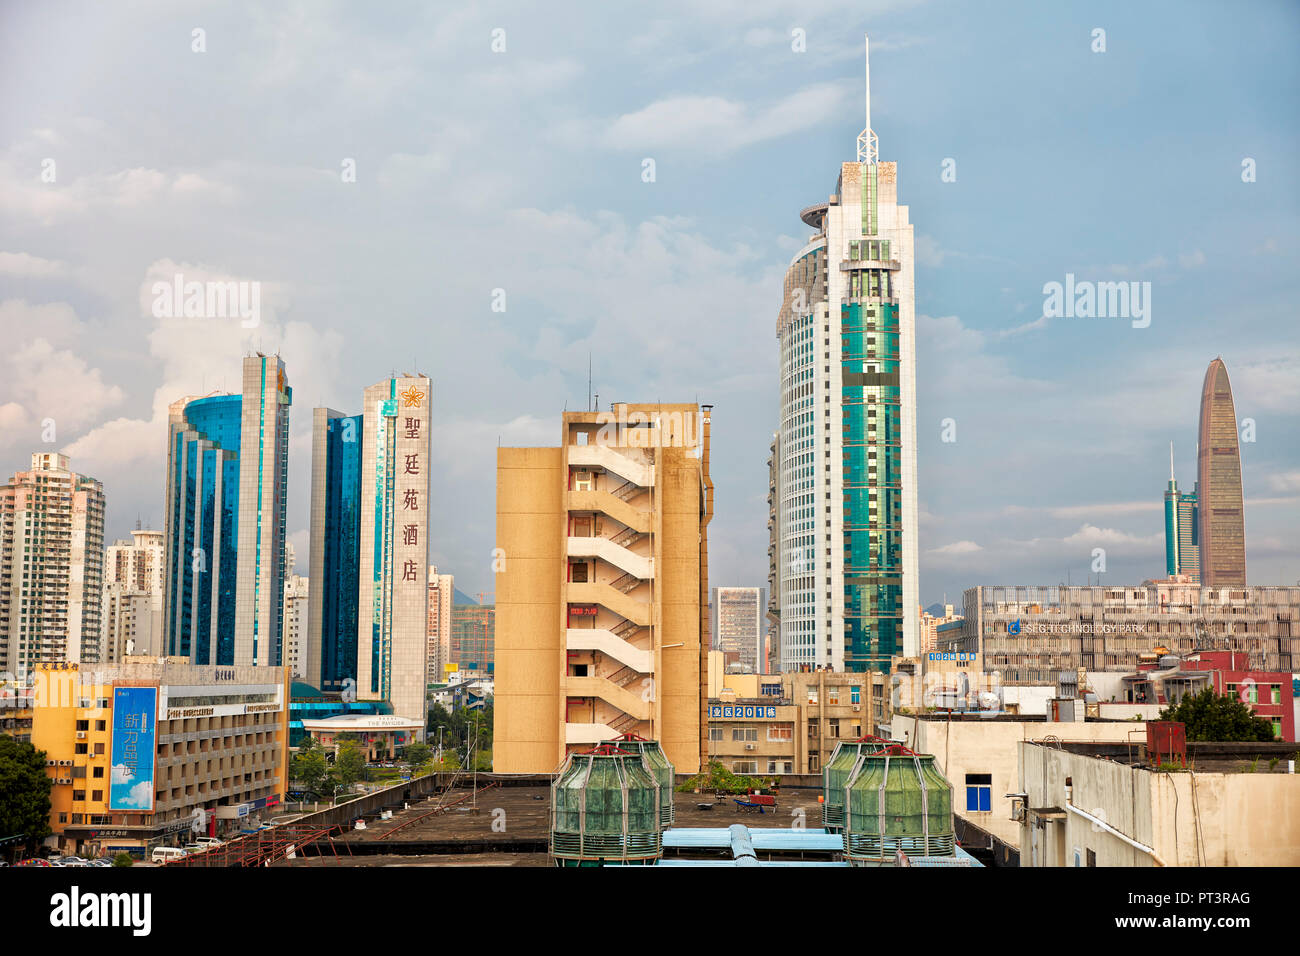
{"left": 102, "top": 529, "right": 164, "bottom": 662}
{"left": 493, "top": 403, "right": 713, "bottom": 773}
{"left": 705, "top": 656, "right": 883, "bottom": 774}
{"left": 0, "top": 453, "right": 106, "bottom": 672}
{"left": 890, "top": 713, "right": 1156, "bottom": 848}
{"left": 1017, "top": 740, "right": 1300, "bottom": 866}
{"left": 427, "top": 565, "right": 454, "bottom": 681}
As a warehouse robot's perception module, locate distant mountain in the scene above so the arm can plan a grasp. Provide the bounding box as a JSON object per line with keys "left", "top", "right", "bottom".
{"left": 923, "top": 602, "right": 952, "bottom": 617}
{"left": 453, "top": 588, "right": 480, "bottom": 605}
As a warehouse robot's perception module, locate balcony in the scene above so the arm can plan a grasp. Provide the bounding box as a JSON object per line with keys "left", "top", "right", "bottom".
{"left": 568, "top": 445, "right": 654, "bottom": 489}
{"left": 567, "top": 582, "right": 651, "bottom": 627}
{"left": 566, "top": 535, "right": 653, "bottom": 581}
{"left": 566, "top": 490, "right": 651, "bottom": 533}
{"left": 565, "top": 628, "right": 652, "bottom": 673}
{"left": 565, "top": 675, "right": 652, "bottom": 722}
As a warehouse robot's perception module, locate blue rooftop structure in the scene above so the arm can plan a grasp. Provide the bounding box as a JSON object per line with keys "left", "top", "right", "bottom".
{"left": 653, "top": 823, "right": 982, "bottom": 867}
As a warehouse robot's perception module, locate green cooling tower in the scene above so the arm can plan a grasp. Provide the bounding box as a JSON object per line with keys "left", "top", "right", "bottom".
{"left": 600, "top": 733, "right": 675, "bottom": 828}
{"left": 551, "top": 745, "right": 662, "bottom": 867}
{"left": 843, "top": 745, "right": 955, "bottom": 864}
{"left": 822, "top": 735, "right": 891, "bottom": 832}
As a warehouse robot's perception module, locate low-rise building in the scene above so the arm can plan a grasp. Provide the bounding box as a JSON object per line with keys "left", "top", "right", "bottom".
{"left": 28, "top": 657, "right": 290, "bottom": 858}
{"left": 1017, "top": 739, "right": 1300, "bottom": 866}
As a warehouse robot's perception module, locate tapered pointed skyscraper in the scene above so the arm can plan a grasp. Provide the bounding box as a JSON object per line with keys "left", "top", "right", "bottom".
{"left": 1196, "top": 358, "right": 1246, "bottom": 586}
{"left": 772, "top": 36, "right": 919, "bottom": 672}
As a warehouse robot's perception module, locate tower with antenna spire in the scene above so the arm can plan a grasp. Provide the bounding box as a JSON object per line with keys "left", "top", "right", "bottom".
{"left": 771, "top": 34, "right": 919, "bottom": 673}
{"left": 1163, "top": 441, "right": 1200, "bottom": 581}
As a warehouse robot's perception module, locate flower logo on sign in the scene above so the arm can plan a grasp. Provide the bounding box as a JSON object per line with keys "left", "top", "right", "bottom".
{"left": 400, "top": 385, "right": 425, "bottom": 408}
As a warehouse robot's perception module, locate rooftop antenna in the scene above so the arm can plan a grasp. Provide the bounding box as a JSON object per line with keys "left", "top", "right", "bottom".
{"left": 1169, "top": 441, "right": 1176, "bottom": 484}
{"left": 588, "top": 352, "right": 592, "bottom": 412}
{"left": 857, "top": 34, "right": 878, "bottom": 163}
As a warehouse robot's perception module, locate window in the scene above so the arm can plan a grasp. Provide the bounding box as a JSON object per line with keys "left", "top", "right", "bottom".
{"left": 828, "top": 687, "right": 840, "bottom": 705}
{"left": 807, "top": 720, "right": 819, "bottom": 738}
{"left": 94, "top": 743, "right": 105, "bottom": 755}
{"left": 851, "top": 685, "right": 861, "bottom": 704}
{"left": 92, "top": 766, "right": 104, "bottom": 778}
{"left": 569, "top": 562, "right": 589, "bottom": 583}
{"left": 733, "top": 761, "right": 757, "bottom": 774}
{"left": 965, "top": 773, "right": 992, "bottom": 812}
{"left": 708, "top": 726, "right": 722, "bottom": 742}
{"left": 1086, "top": 848, "right": 1096, "bottom": 867}
{"left": 73, "top": 791, "right": 85, "bottom": 802}
{"left": 1272, "top": 686, "right": 1282, "bottom": 705}
{"left": 761, "top": 682, "right": 782, "bottom": 697}
{"left": 732, "top": 727, "right": 758, "bottom": 742}
{"left": 828, "top": 719, "right": 840, "bottom": 738}
{"left": 809, "top": 755, "right": 819, "bottom": 772}
{"left": 1272, "top": 719, "right": 1282, "bottom": 739}
{"left": 91, "top": 790, "right": 103, "bottom": 802}
{"left": 807, "top": 688, "right": 818, "bottom": 704}
{"left": 767, "top": 724, "right": 793, "bottom": 742}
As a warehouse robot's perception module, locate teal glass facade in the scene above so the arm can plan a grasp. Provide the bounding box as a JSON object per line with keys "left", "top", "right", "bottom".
{"left": 319, "top": 414, "right": 363, "bottom": 692}
{"left": 165, "top": 395, "right": 241, "bottom": 664}
{"left": 841, "top": 299, "right": 903, "bottom": 671}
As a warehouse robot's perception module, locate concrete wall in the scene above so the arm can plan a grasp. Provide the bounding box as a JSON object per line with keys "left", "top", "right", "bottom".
{"left": 892, "top": 716, "right": 1150, "bottom": 847}
{"left": 1020, "top": 742, "right": 1300, "bottom": 867}
{"left": 492, "top": 448, "right": 563, "bottom": 772}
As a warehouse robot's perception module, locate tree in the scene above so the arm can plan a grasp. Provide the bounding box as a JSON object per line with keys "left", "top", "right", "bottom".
{"left": 332, "top": 741, "right": 367, "bottom": 788}
{"left": 402, "top": 743, "right": 432, "bottom": 768}
{"left": 0, "top": 735, "right": 53, "bottom": 850}
{"left": 112, "top": 852, "right": 134, "bottom": 867}
{"left": 1159, "top": 688, "right": 1275, "bottom": 742}
{"left": 291, "top": 738, "right": 329, "bottom": 793}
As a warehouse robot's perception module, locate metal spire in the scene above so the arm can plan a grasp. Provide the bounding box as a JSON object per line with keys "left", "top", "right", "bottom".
{"left": 857, "top": 34, "right": 879, "bottom": 163}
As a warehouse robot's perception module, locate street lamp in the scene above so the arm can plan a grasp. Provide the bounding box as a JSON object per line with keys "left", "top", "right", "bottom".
{"left": 332, "top": 784, "right": 348, "bottom": 806}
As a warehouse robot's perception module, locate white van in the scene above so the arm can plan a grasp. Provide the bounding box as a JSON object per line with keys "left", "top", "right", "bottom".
{"left": 194, "top": 837, "right": 223, "bottom": 849}
{"left": 151, "top": 846, "right": 187, "bottom": 863}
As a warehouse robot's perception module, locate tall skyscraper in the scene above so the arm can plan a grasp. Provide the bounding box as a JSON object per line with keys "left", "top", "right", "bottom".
{"left": 450, "top": 600, "right": 495, "bottom": 680}
{"left": 1163, "top": 443, "right": 1200, "bottom": 582}
{"left": 493, "top": 403, "right": 713, "bottom": 773}
{"left": 1197, "top": 358, "right": 1247, "bottom": 586}
{"left": 355, "top": 375, "right": 432, "bottom": 727}
{"left": 306, "top": 407, "right": 363, "bottom": 693}
{"left": 773, "top": 36, "right": 918, "bottom": 673}
{"left": 283, "top": 571, "right": 309, "bottom": 680}
{"left": 163, "top": 353, "right": 292, "bottom": 666}
{"left": 0, "top": 453, "right": 106, "bottom": 671}
{"left": 710, "top": 586, "right": 766, "bottom": 674}
{"left": 426, "top": 565, "right": 454, "bottom": 681}
{"left": 102, "top": 528, "right": 164, "bottom": 662}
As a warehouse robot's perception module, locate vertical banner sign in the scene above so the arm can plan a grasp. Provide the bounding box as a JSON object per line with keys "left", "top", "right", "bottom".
{"left": 110, "top": 686, "right": 158, "bottom": 811}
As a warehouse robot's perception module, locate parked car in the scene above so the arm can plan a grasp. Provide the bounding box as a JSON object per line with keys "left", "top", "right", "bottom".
{"left": 89, "top": 859, "right": 114, "bottom": 867}
{"left": 61, "top": 856, "right": 91, "bottom": 867}
{"left": 15, "top": 858, "right": 50, "bottom": 867}
{"left": 194, "top": 836, "right": 223, "bottom": 848}
{"left": 150, "top": 846, "right": 187, "bottom": 863}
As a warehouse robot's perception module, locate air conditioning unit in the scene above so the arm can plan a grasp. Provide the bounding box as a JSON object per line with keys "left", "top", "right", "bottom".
{"left": 76, "top": 731, "right": 86, "bottom": 739}
{"left": 59, "top": 759, "right": 74, "bottom": 767}
{"left": 56, "top": 777, "right": 72, "bottom": 785}
{"left": 852, "top": 705, "right": 861, "bottom": 712}
{"left": 46, "top": 759, "right": 57, "bottom": 767}
{"left": 745, "top": 744, "right": 756, "bottom": 751}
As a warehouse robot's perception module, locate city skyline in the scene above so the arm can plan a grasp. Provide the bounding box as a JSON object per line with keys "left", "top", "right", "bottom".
{"left": 2, "top": 2, "right": 1297, "bottom": 624}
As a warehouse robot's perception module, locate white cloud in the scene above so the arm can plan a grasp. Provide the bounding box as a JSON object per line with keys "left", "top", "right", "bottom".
{"left": 602, "top": 83, "right": 847, "bottom": 153}
{"left": 0, "top": 252, "right": 70, "bottom": 278}
{"left": 927, "top": 540, "right": 983, "bottom": 555}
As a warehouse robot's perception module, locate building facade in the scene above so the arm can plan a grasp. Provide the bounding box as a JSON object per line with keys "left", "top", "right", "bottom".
{"left": 306, "top": 407, "right": 362, "bottom": 694}
{"left": 426, "top": 565, "right": 454, "bottom": 682}
{"left": 1163, "top": 444, "right": 1200, "bottom": 582}
{"left": 354, "top": 375, "right": 431, "bottom": 729}
{"left": 283, "top": 572, "right": 309, "bottom": 680}
{"left": 951, "top": 584, "right": 1300, "bottom": 684}
{"left": 1197, "top": 357, "right": 1247, "bottom": 586}
{"left": 29, "top": 657, "right": 289, "bottom": 858}
{"left": 163, "top": 353, "right": 292, "bottom": 667}
{"left": 102, "top": 529, "right": 165, "bottom": 663}
{"left": 0, "top": 453, "right": 106, "bottom": 672}
{"left": 773, "top": 37, "right": 919, "bottom": 674}
{"left": 450, "top": 601, "right": 494, "bottom": 681}
{"left": 710, "top": 586, "right": 766, "bottom": 674}
{"left": 493, "top": 403, "right": 713, "bottom": 773}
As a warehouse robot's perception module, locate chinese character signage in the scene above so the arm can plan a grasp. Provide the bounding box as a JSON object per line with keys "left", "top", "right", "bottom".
{"left": 109, "top": 686, "right": 157, "bottom": 811}
{"left": 708, "top": 705, "right": 778, "bottom": 719}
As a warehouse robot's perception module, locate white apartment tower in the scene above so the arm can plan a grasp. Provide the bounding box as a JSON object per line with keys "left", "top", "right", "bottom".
{"left": 774, "top": 36, "right": 919, "bottom": 673}
{"left": 427, "top": 565, "right": 454, "bottom": 682}
{"left": 0, "top": 453, "right": 106, "bottom": 671}
{"left": 102, "top": 528, "right": 164, "bottom": 662}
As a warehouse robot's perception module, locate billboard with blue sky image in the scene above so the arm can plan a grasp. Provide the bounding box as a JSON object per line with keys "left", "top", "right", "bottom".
{"left": 110, "top": 686, "right": 157, "bottom": 812}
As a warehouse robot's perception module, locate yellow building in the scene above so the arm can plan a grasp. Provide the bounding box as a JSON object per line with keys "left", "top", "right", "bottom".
{"left": 493, "top": 403, "right": 713, "bottom": 773}
{"left": 27, "top": 657, "right": 290, "bottom": 858}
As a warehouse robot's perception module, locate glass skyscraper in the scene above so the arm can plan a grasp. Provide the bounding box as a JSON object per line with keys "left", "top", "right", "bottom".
{"left": 307, "top": 375, "right": 431, "bottom": 728}
{"left": 163, "top": 354, "right": 292, "bottom": 666}
{"left": 773, "top": 37, "right": 919, "bottom": 673}
{"left": 307, "top": 408, "right": 363, "bottom": 693}
{"left": 1163, "top": 443, "right": 1199, "bottom": 581}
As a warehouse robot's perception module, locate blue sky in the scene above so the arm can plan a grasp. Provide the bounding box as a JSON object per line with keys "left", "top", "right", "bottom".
{"left": 1, "top": 0, "right": 1297, "bottom": 608}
